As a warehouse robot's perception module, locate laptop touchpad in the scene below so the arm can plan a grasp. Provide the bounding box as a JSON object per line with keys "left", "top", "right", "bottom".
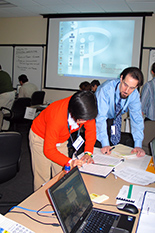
{"left": 110, "top": 227, "right": 129, "bottom": 233}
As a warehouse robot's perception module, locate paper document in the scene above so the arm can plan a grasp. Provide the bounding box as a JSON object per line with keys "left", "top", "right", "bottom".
{"left": 24, "top": 107, "right": 36, "bottom": 120}
{"left": 136, "top": 191, "right": 155, "bottom": 233}
{"left": 110, "top": 144, "right": 137, "bottom": 159}
{"left": 0, "top": 213, "right": 34, "bottom": 233}
{"left": 113, "top": 166, "right": 155, "bottom": 185}
{"left": 116, "top": 185, "right": 155, "bottom": 208}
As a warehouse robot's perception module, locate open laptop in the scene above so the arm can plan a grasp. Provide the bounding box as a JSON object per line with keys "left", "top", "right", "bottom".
{"left": 16, "top": 84, "right": 21, "bottom": 94}
{"left": 47, "top": 166, "right": 135, "bottom": 233}
{"left": 150, "top": 137, "right": 155, "bottom": 169}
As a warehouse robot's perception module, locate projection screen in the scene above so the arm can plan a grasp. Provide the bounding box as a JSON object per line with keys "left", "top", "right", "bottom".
{"left": 45, "top": 15, "right": 144, "bottom": 90}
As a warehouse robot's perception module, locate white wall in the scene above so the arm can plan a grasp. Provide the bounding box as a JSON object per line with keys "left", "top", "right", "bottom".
{"left": 0, "top": 14, "right": 155, "bottom": 102}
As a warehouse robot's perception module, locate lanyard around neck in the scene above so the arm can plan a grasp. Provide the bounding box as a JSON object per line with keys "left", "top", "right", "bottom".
{"left": 67, "top": 113, "right": 81, "bottom": 144}
{"left": 114, "top": 82, "right": 128, "bottom": 119}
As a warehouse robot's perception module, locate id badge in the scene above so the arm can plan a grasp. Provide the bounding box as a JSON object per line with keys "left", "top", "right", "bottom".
{"left": 72, "top": 135, "right": 84, "bottom": 151}
{"left": 111, "top": 125, "right": 116, "bottom": 135}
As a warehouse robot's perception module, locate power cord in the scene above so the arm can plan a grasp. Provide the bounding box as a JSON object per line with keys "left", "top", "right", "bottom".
{"left": 9, "top": 204, "right": 60, "bottom": 227}
{"left": 10, "top": 205, "right": 54, "bottom": 214}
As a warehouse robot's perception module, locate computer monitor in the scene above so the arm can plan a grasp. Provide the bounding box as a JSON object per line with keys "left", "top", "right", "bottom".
{"left": 16, "top": 84, "right": 21, "bottom": 94}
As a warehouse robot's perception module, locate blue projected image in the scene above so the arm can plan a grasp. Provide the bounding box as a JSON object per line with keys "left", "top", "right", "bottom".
{"left": 58, "top": 20, "right": 135, "bottom": 79}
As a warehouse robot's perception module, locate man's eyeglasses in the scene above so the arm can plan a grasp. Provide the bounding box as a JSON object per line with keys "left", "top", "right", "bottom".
{"left": 122, "top": 80, "right": 137, "bottom": 91}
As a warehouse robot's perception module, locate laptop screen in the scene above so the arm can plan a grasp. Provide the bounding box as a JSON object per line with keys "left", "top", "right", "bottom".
{"left": 16, "top": 84, "right": 21, "bottom": 94}
{"left": 47, "top": 166, "right": 93, "bottom": 233}
{"left": 150, "top": 138, "right": 155, "bottom": 169}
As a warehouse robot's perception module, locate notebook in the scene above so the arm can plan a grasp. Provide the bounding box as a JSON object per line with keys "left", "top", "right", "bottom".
{"left": 47, "top": 166, "right": 135, "bottom": 233}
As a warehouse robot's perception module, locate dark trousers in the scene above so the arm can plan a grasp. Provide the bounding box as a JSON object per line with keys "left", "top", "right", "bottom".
{"left": 144, "top": 117, "right": 151, "bottom": 121}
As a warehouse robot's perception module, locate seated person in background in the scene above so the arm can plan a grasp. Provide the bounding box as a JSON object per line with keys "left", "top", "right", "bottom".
{"left": 95, "top": 66, "right": 145, "bottom": 157}
{"left": 18, "top": 74, "right": 38, "bottom": 98}
{"left": 29, "top": 90, "right": 98, "bottom": 191}
{"left": 91, "top": 79, "right": 100, "bottom": 93}
{"left": 141, "top": 62, "right": 155, "bottom": 121}
{"left": 0, "top": 64, "right": 15, "bottom": 130}
{"left": 79, "top": 81, "right": 91, "bottom": 91}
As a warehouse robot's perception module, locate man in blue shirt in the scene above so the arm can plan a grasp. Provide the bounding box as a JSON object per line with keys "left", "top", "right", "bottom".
{"left": 141, "top": 62, "right": 155, "bottom": 121}
{"left": 95, "top": 67, "right": 145, "bottom": 157}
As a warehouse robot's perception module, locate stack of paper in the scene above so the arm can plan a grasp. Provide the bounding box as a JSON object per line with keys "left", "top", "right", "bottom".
{"left": 113, "top": 166, "right": 155, "bottom": 185}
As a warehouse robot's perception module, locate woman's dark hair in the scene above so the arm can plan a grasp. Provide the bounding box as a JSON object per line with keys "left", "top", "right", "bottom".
{"left": 68, "top": 90, "right": 98, "bottom": 121}
{"left": 120, "top": 67, "right": 144, "bottom": 87}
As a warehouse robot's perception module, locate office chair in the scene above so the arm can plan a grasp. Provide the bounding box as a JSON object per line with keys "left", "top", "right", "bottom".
{"left": 0, "top": 110, "right": 3, "bottom": 131}
{"left": 0, "top": 131, "right": 22, "bottom": 206}
{"left": 0, "top": 97, "right": 31, "bottom": 130}
{"left": 31, "top": 91, "right": 45, "bottom": 106}
{"left": 142, "top": 120, "right": 155, "bottom": 155}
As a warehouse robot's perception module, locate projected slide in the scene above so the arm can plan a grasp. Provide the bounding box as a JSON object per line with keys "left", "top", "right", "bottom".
{"left": 58, "top": 20, "right": 135, "bottom": 79}
{"left": 46, "top": 16, "right": 143, "bottom": 90}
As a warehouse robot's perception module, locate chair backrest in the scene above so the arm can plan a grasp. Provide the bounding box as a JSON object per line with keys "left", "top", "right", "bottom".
{"left": 142, "top": 120, "right": 155, "bottom": 155}
{"left": 0, "top": 110, "right": 3, "bottom": 131}
{"left": 11, "top": 97, "right": 31, "bottom": 121}
{"left": 0, "top": 131, "right": 22, "bottom": 183}
{"left": 31, "top": 91, "right": 45, "bottom": 106}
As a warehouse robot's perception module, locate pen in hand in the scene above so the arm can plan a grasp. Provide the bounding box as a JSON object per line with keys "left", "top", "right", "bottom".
{"left": 73, "top": 150, "right": 78, "bottom": 159}
{"left": 105, "top": 146, "right": 115, "bottom": 154}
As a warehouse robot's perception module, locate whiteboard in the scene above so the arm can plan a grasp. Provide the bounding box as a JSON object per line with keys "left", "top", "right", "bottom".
{"left": 0, "top": 46, "right": 13, "bottom": 79}
{"left": 13, "top": 46, "right": 43, "bottom": 90}
{"left": 148, "top": 49, "right": 155, "bottom": 81}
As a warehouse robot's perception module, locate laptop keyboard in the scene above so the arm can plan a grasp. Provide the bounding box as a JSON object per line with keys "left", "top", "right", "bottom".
{"left": 82, "top": 209, "right": 118, "bottom": 233}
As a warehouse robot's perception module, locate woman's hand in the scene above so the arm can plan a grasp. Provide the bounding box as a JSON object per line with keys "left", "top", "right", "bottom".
{"left": 70, "top": 159, "right": 84, "bottom": 168}
{"left": 81, "top": 153, "right": 94, "bottom": 164}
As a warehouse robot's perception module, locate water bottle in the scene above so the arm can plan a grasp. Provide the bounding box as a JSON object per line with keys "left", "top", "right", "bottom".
{"left": 59, "top": 162, "right": 71, "bottom": 180}
{"left": 64, "top": 162, "right": 71, "bottom": 174}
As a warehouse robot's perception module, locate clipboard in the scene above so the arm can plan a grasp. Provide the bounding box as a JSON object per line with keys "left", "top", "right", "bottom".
{"left": 146, "top": 138, "right": 155, "bottom": 174}
{"left": 146, "top": 157, "right": 155, "bottom": 174}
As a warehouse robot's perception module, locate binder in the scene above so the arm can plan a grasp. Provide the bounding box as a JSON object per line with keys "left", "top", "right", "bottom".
{"left": 116, "top": 185, "right": 155, "bottom": 208}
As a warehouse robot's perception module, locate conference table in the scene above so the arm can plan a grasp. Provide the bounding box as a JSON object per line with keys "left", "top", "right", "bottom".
{"left": 5, "top": 144, "right": 155, "bottom": 233}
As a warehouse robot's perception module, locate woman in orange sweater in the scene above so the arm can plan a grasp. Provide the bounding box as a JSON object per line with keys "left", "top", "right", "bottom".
{"left": 29, "top": 91, "right": 98, "bottom": 191}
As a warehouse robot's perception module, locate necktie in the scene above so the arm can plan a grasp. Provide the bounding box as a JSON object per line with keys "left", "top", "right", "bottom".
{"left": 110, "top": 97, "right": 122, "bottom": 145}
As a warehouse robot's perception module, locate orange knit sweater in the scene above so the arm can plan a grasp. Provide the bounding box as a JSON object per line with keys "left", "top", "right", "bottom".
{"left": 31, "top": 96, "right": 96, "bottom": 167}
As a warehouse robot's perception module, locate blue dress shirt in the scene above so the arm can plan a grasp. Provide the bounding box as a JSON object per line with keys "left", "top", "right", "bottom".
{"left": 95, "top": 79, "right": 144, "bottom": 148}
{"left": 141, "top": 78, "right": 155, "bottom": 121}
